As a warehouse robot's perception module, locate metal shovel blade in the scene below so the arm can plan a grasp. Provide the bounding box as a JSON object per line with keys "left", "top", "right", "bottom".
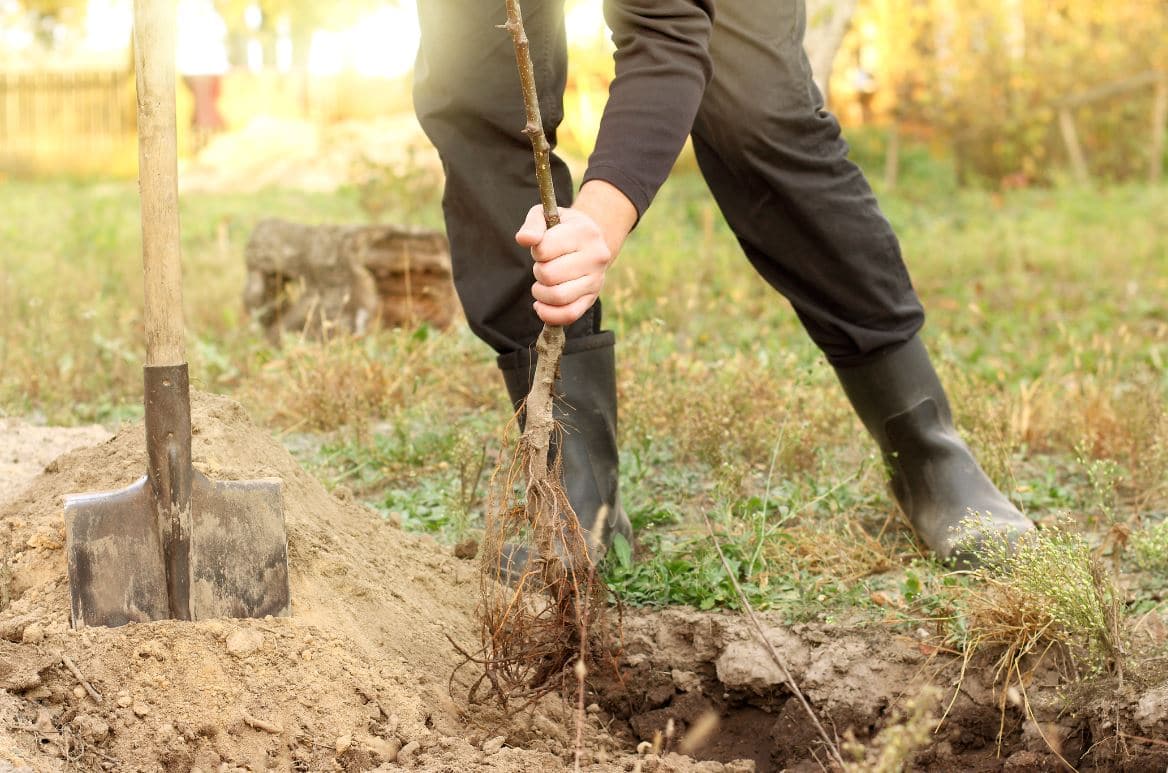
{"left": 64, "top": 477, "right": 170, "bottom": 627}
{"left": 187, "top": 470, "right": 289, "bottom": 621}
{"left": 64, "top": 470, "right": 291, "bottom": 628}
{"left": 64, "top": 366, "right": 290, "bottom": 628}
{"left": 65, "top": 475, "right": 290, "bottom": 628}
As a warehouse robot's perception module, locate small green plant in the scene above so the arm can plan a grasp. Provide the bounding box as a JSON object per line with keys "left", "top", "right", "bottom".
{"left": 1129, "top": 518, "right": 1168, "bottom": 573}
{"left": 603, "top": 528, "right": 775, "bottom": 611}
{"left": 1077, "top": 444, "right": 1125, "bottom": 526}
{"left": 961, "top": 516, "right": 1123, "bottom": 676}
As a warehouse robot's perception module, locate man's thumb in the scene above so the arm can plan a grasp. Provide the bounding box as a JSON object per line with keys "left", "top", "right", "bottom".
{"left": 515, "top": 205, "right": 548, "bottom": 246}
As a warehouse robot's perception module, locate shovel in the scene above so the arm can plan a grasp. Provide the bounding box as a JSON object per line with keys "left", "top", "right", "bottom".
{"left": 63, "top": 0, "right": 290, "bottom": 628}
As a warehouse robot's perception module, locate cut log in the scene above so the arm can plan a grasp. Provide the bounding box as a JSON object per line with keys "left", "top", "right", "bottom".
{"left": 242, "top": 219, "right": 458, "bottom": 342}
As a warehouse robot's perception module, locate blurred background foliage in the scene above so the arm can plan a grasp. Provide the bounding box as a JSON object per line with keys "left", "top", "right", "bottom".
{"left": 846, "top": 0, "right": 1168, "bottom": 185}
{"left": 0, "top": 0, "right": 1164, "bottom": 186}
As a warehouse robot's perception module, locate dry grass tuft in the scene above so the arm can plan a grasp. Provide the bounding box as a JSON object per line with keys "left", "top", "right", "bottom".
{"left": 945, "top": 518, "right": 1127, "bottom": 762}
{"left": 778, "top": 517, "right": 899, "bottom": 582}
{"left": 235, "top": 329, "right": 497, "bottom": 434}
{"left": 620, "top": 341, "right": 854, "bottom": 474}
{"left": 961, "top": 518, "right": 1123, "bottom": 678}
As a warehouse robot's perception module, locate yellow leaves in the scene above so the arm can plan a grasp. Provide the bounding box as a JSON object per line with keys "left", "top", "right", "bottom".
{"left": 851, "top": 0, "right": 1166, "bottom": 183}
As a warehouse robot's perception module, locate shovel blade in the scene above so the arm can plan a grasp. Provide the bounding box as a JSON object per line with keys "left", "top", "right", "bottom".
{"left": 64, "top": 471, "right": 290, "bottom": 628}
{"left": 189, "top": 470, "right": 290, "bottom": 620}
{"left": 65, "top": 477, "right": 170, "bottom": 628}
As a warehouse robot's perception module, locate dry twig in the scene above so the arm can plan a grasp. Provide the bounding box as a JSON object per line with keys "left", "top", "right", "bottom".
{"left": 243, "top": 713, "right": 283, "bottom": 734}
{"left": 60, "top": 653, "right": 103, "bottom": 704}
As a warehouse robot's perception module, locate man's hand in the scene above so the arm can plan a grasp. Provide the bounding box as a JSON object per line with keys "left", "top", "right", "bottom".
{"left": 515, "top": 179, "right": 638, "bottom": 327}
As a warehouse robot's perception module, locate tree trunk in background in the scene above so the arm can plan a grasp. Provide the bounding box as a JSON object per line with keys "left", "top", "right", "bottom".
{"left": 804, "top": 0, "right": 860, "bottom": 104}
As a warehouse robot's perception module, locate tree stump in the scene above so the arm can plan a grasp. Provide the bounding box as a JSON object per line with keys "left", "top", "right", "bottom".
{"left": 242, "top": 219, "right": 458, "bottom": 342}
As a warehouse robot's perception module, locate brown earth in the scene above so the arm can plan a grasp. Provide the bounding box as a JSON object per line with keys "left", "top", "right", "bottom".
{"left": 1, "top": 394, "right": 1166, "bottom": 772}
{"left": 0, "top": 420, "right": 111, "bottom": 507}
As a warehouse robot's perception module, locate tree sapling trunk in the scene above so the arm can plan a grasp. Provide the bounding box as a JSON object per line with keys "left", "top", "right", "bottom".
{"left": 456, "top": 0, "right": 614, "bottom": 708}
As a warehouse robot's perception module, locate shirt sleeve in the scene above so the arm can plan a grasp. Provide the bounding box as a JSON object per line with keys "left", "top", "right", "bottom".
{"left": 581, "top": 0, "right": 715, "bottom": 220}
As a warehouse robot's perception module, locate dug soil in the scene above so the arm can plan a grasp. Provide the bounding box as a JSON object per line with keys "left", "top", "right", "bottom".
{"left": 1, "top": 394, "right": 1166, "bottom": 772}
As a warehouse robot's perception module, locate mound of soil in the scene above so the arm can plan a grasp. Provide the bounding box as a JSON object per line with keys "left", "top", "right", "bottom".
{"left": 0, "top": 420, "right": 110, "bottom": 506}
{"left": 0, "top": 394, "right": 751, "bottom": 772}
{"left": 2, "top": 394, "right": 1166, "bottom": 771}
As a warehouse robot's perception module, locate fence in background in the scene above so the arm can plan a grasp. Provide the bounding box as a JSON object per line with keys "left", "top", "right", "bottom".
{"left": 0, "top": 68, "right": 413, "bottom": 176}
{"left": 0, "top": 69, "right": 137, "bottom": 175}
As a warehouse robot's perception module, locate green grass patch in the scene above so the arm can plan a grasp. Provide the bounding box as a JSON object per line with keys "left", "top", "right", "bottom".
{"left": 1, "top": 166, "right": 1166, "bottom": 644}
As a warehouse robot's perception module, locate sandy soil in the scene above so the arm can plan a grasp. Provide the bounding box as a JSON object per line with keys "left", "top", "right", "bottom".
{"left": 0, "top": 420, "right": 111, "bottom": 507}
{"left": 0, "top": 395, "right": 750, "bottom": 772}
{"left": 1, "top": 395, "right": 1165, "bottom": 772}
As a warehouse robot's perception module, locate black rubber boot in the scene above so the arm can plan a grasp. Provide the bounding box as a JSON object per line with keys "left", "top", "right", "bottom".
{"left": 497, "top": 331, "right": 634, "bottom": 570}
{"left": 834, "top": 336, "right": 1034, "bottom": 566}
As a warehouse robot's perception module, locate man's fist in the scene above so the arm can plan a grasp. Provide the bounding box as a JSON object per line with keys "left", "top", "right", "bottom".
{"left": 514, "top": 179, "right": 639, "bottom": 327}
{"left": 516, "top": 206, "right": 612, "bottom": 326}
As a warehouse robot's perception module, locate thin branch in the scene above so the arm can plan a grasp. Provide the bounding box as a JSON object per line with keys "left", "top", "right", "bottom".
{"left": 700, "top": 510, "right": 845, "bottom": 769}
{"left": 502, "top": 0, "right": 568, "bottom": 578}
{"left": 61, "top": 653, "right": 103, "bottom": 704}
{"left": 502, "top": 0, "right": 560, "bottom": 229}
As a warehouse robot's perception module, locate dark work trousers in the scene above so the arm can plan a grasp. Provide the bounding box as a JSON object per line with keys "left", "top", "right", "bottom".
{"left": 413, "top": 1, "right": 925, "bottom": 366}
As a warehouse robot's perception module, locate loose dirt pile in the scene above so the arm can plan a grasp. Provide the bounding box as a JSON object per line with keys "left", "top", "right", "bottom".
{"left": 2, "top": 394, "right": 1166, "bottom": 771}
{"left": 0, "top": 394, "right": 751, "bottom": 772}
{"left": 0, "top": 420, "right": 111, "bottom": 506}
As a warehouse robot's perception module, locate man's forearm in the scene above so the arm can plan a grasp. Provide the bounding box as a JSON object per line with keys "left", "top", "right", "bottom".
{"left": 582, "top": 0, "right": 715, "bottom": 220}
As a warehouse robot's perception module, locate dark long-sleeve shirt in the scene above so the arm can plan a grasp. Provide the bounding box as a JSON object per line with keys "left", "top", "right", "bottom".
{"left": 580, "top": 0, "right": 715, "bottom": 219}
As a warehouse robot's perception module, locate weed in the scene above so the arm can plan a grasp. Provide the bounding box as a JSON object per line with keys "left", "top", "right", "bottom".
{"left": 604, "top": 529, "right": 756, "bottom": 610}
{"left": 1129, "top": 518, "right": 1168, "bottom": 573}
{"left": 1009, "top": 458, "right": 1079, "bottom": 513}
{"left": 937, "top": 356, "right": 1020, "bottom": 497}
{"left": 961, "top": 517, "right": 1124, "bottom": 676}
{"left": 604, "top": 463, "right": 903, "bottom": 619}
{"left": 1077, "top": 444, "right": 1125, "bottom": 526}
{"left": 313, "top": 412, "right": 497, "bottom": 541}
{"left": 933, "top": 518, "right": 1127, "bottom": 761}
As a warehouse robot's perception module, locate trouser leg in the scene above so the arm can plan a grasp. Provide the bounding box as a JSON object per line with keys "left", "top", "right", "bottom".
{"left": 413, "top": 0, "right": 600, "bottom": 354}
{"left": 692, "top": 0, "right": 924, "bottom": 367}
{"left": 694, "top": 2, "right": 1032, "bottom": 564}
{"left": 415, "top": 2, "right": 625, "bottom": 571}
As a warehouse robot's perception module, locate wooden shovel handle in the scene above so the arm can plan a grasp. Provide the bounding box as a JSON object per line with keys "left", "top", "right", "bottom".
{"left": 133, "top": 0, "right": 185, "bottom": 366}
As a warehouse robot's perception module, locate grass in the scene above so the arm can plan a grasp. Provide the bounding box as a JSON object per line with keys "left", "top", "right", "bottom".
{"left": 962, "top": 518, "right": 1125, "bottom": 676}
{"left": 2, "top": 144, "right": 1167, "bottom": 687}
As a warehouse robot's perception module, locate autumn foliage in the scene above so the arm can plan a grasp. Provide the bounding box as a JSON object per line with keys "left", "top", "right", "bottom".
{"left": 854, "top": 0, "right": 1167, "bottom": 185}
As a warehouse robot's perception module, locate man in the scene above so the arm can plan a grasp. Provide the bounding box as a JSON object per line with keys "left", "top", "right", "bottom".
{"left": 413, "top": 1, "right": 1034, "bottom": 567}
{"left": 176, "top": 0, "right": 230, "bottom": 152}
